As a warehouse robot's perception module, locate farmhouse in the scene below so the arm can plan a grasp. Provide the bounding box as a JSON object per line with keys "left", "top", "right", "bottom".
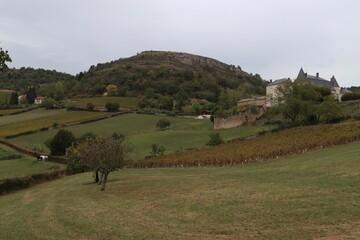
{"left": 34, "top": 96, "right": 47, "bottom": 105}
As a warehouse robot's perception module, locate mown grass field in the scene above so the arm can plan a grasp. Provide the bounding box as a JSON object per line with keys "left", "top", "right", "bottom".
{"left": 0, "top": 108, "right": 27, "bottom": 116}
{"left": 0, "top": 144, "right": 64, "bottom": 181}
{"left": 0, "top": 109, "right": 109, "bottom": 138}
{"left": 9, "top": 113, "right": 274, "bottom": 159}
{"left": 0, "top": 142, "right": 359, "bottom": 239}
{"left": 67, "top": 96, "right": 139, "bottom": 109}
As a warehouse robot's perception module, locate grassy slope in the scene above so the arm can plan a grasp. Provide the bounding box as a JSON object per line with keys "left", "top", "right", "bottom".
{"left": 9, "top": 113, "right": 274, "bottom": 159}
{"left": 0, "top": 109, "right": 109, "bottom": 138}
{"left": 0, "top": 144, "right": 64, "bottom": 181}
{"left": 0, "top": 142, "right": 359, "bottom": 239}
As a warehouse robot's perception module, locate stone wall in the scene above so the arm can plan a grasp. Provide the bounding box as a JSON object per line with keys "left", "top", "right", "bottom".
{"left": 214, "top": 106, "right": 266, "bottom": 129}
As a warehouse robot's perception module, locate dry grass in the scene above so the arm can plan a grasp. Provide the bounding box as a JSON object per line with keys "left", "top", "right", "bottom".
{"left": 0, "top": 142, "right": 359, "bottom": 239}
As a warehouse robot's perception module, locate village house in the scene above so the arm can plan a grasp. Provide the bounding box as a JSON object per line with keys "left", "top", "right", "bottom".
{"left": 34, "top": 96, "right": 47, "bottom": 105}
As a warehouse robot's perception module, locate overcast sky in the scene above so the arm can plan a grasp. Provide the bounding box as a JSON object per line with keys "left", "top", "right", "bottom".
{"left": 1, "top": 0, "right": 359, "bottom": 87}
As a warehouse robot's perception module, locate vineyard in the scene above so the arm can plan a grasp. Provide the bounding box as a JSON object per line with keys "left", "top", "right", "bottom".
{"left": 131, "top": 121, "right": 360, "bottom": 168}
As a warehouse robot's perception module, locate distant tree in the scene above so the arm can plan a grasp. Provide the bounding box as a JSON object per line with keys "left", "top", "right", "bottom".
{"left": 9, "top": 92, "right": 18, "bottom": 106}
{"left": 46, "top": 129, "right": 76, "bottom": 155}
{"left": 67, "top": 135, "right": 130, "bottom": 191}
{"left": 26, "top": 86, "right": 37, "bottom": 104}
{"left": 105, "top": 102, "right": 119, "bottom": 112}
{"left": 156, "top": 118, "right": 171, "bottom": 129}
{"left": 342, "top": 92, "right": 360, "bottom": 101}
{"left": 41, "top": 98, "right": 57, "bottom": 109}
{"left": 159, "top": 96, "right": 173, "bottom": 111}
{"left": 206, "top": 132, "right": 224, "bottom": 146}
{"left": 86, "top": 102, "right": 95, "bottom": 111}
{"left": 0, "top": 46, "right": 12, "bottom": 72}
{"left": 149, "top": 144, "right": 166, "bottom": 156}
{"left": 106, "top": 84, "right": 118, "bottom": 96}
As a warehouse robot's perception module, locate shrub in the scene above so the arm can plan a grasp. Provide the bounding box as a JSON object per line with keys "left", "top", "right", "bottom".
{"left": 46, "top": 129, "right": 76, "bottom": 155}
{"left": 86, "top": 102, "right": 95, "bottom": 111}
{"left": 156, "top": 118, "right": 171, "bottom": 129}
{"left": 341, "top": 93, "right": 360, "bottom": 101}
{"left": 105, "top": 102, "right": 119, "bottom": 112}
{"left": 206, "top": 132, "right": 224, "bottom": 146}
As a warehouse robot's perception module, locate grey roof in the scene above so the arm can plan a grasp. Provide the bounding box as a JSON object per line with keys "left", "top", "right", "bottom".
{"left": 268, "top": 78, "right": 289, "bottom": 86}
{"left": 296, "top": 68, "right": 340, "bottom": 89}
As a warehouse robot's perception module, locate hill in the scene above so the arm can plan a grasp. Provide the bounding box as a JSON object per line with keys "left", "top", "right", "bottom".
{"left": 71, "top": 51, "right": 266, "bottom": 106}
{"left": 0, "top": 67, "right": 73, "bottom": 92}
{"left": 0, "top": 141, "right": 359, "bottom": 239}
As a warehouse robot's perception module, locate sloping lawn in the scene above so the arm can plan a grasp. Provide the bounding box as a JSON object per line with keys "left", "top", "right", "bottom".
{"left": 0, "top": 142, "right": 359, "bottom": 239}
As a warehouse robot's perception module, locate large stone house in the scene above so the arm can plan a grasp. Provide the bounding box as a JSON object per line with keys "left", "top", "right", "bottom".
{"left": 296, "top": 68, "right": 341, "bottom": 101}
{"left": 266, "top": 68, "right": 343, "bottom": 107}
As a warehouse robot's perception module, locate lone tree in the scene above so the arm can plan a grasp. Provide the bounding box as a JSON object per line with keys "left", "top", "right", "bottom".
{"left": 46, "top": 129, "right": 76, "bottom": 155}
{"left": 67, "top": 135, "right": 130, "bottom": 191}
{"left": 0, "top": 46, "right": 11, "bottom": 72}
{"left": 156, "top": 117, "right": 171, "bottom": 129}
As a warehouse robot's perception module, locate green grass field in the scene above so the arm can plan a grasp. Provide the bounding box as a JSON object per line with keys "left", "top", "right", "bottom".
{"left": 0, "top": 144, "right": 64, "bottom": 181}
{"left": 9, "top": 113, "right": 275, "bottom": 159}
{"left": 67, "top": 96, "right": 139, "bottom": 109}
{"left": 0, "top": 109, "right": 109, "bottom": 138}
{"left": 0, "top": 141, "right": 359, "bottom": 239}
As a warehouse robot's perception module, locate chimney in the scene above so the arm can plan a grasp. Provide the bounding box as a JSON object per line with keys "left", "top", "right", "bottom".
{"left": 316, "top": 72, "right": 319, "bottom": 78}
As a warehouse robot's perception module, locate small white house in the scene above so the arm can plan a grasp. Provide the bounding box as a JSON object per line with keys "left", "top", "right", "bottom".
{"left": 34, "top": 96, "right": 47, "bottom": 105}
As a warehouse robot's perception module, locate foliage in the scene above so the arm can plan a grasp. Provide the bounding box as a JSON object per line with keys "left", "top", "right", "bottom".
{"left": 26, "top": 86, "right": 37, "bottom": 104}
{"left": 105, "top": 102, "right": 119, "bottom": 112}
{"left": 206, "top": 132, "right": 224, "bottom": 146}
{"left": 274, "top": 80, "right": 343, "bottom": 124}
{"left": 41, "top": 98, "right": 57, "bottom": 109}
{"left": 149, "top": 144, "right": 166, "bottom": 157}
{"left": 0, "top": 46, "right": 12, "bottom": 72}
{"left": 342, "top": 92, "right": 360, "bottom": 101}
{"left": 86, "top": 102, "right": 95, "bottom": 111}
{"left": 46, "top": 129, "right": 76, "bottom": 155}
{"left": 9, "top": 92, "right": 18, "bottom": 106}
{"left": 106, "top": 84, "right": 118, "bottom": 96}
{"left": 132, "top": 121, "right": 360, "bottom": 168}
{"left": 156, "top": 117, "right": 171, "bottom": 129}
{"left": 67, "top": 135, "right": 130, "bottom": 191}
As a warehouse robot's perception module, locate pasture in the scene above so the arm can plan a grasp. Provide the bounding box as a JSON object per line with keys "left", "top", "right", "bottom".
{"left": 66, "top": 96, "right": 139, "bottom": 109}
{"left": 0, "top": 108, "right": 109, "bottom": 138}
{"left": 0, "top": 144, "right": 64, "bottom": 181}
{"left": 0, "top": 141, "right": 359, "bottom": 239}
{"left": 9, "top": 113, "right": 274, "bottom": 159}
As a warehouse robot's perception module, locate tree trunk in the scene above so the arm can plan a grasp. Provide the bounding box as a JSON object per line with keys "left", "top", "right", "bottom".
{"left": 95, "top": 170, "right": 99, "bottom": 183}
{"left": 98, "top": 171, "right": 103, "bottom": 185}
{"left": 101, "top": 172, "right": 109, "bottom": 191}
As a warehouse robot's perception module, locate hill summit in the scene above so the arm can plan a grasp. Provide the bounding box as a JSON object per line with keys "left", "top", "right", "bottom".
{"left": 77, "top": 50, "right": 265, "bottom": 103}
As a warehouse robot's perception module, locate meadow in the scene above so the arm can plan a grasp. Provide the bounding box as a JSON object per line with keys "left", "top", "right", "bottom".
{"left": 0, "top": 109, "right": 109, "bottom": 138}
{"left": 0, "top": 144, "right": 64, "bottom": 181}
{"left": 0, "top": 141, "right": 359, "bottom": 239}
{"left": 9, "top": 113, "right": 275, "bottom": 159}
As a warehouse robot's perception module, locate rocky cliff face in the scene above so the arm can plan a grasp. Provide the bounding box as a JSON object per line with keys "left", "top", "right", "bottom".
{"left": 139, "top": 51, "right": 244, "bottom": 74}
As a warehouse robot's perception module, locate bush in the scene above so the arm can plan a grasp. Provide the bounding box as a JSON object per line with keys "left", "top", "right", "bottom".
{"left": 341, "top": 93, "right": 360, "bottom": 101}
{"left": 156, "top": 118, "right": 171, "bottom": 129}
{"left": 105, "top": 102, "right": 119, "bottom": 112}
{"left": 86, "top": 102, "right": 95, "bottom": 111}
{"left": 206, "top": 132, "right": 224, "bottom": 146}
{"left": 46, "top": 129, "right": 76, "bottom": 155}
